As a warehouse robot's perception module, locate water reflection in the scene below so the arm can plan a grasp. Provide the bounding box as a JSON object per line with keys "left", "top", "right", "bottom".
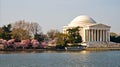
{"left": 79, "top": 50, "right": 90, "bottom": 54}
{"left": 0, "top": 51, "right": 120, "bottom": 67}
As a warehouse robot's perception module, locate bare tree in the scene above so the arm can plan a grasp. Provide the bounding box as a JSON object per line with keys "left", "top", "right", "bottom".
{"left": 47, "top": 29, "right": 60, "bottom": 40}
{"left": 11, "top": 20, "right": 42, "bottom": 39}
{"left": 11, "top": 28, "right": 31, "bottom": 40}
{"left": 0, "top": 27, "right": 3, "bottom": 34}
{"left": 12, "top": 20, "right": 30, "bottom": 31}
{"left": 29, "top": 22, "right": 41, "bottom": 35}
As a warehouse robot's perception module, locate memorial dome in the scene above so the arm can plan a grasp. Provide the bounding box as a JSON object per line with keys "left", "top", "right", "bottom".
{"left": 68, "top": 15, "right": 96, "bottom": 26}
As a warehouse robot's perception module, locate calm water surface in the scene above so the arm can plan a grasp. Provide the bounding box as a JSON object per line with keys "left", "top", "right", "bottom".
{"left": 0, "top": 50, "right": 120, "bottom": 67}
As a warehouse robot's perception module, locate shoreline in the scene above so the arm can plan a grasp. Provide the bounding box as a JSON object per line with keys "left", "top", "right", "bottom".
{"left": 0, "top": 47, "right": 120, "bottom": 52}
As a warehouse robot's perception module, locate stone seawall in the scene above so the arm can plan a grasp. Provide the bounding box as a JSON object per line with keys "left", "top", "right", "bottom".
{"left": 87, "top": 42, "right": 120, "bottom": 48}
{"left": 85, "top": 47, "right": 120, "bottom": 51}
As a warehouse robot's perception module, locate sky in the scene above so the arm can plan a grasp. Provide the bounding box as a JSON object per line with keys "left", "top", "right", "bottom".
{"left": 0, "top": 0, "right": 120, "bottom": 34}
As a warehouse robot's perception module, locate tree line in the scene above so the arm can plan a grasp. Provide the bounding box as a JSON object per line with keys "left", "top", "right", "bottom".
{"left": 0, "top": 20, "right": 43, "bottom": 41}
{"left": 0, "top": 20, "right": 83, "bottom": 49}
{"left": 110, "top": 32, "right": 120, "bottom": 43}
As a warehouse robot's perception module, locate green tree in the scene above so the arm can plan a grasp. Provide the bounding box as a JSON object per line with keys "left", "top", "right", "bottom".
{"left": 116, "top": 36, "right": 120, "bottom": 43}
{"left": 1, "top": 24, "right": 12, "bottom": 40}
{"left": 55, "top": 33, "right": 68, "bottom": 49}
{"left": 34, "top": 33, "right": 47, "bottom": 43}
{"left": 110, "top": 32, "right": 120, "bottom": 43}
{"left": 67, "top": 26, "right": 82, "bottom": 44}
{"left": 56, "top": 33, "right": 68, "bottom": 45}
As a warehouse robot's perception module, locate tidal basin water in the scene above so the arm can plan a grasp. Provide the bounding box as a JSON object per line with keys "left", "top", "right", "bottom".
{"left": 0, "top": 50, "right": 120, "bottom": 67}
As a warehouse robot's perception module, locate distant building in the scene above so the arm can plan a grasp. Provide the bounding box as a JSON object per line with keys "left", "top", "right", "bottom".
{"left": 63, "top": 15, "right": 111, "bottom": 45}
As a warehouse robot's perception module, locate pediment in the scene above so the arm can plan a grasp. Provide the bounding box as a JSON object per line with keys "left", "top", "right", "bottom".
{"left": 89, "top": 23, "right": 111, "bottom": 28}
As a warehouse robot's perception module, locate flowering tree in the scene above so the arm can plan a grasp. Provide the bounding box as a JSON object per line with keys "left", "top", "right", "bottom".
{"left": 31, "top": 39, "right": 40, "bottom": 48}
{"left": 20, "top": 39, "right": 30, "bottom": 49}
{"left": 7, "top": 39, "right": 15, "bottom": 48}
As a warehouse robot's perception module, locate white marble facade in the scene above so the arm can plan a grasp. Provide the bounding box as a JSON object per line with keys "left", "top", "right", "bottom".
{"left": 63, "top": 15, "right": 111, "bottom": 43}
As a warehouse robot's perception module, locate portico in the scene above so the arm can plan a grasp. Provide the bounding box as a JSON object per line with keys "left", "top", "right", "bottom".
{"left": 85, "top": 29, "right": 110, "bottom": 42}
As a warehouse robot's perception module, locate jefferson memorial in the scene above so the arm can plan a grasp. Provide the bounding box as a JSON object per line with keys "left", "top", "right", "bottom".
{"left": 63, "top": 15, "right": 111, "bottom": 44}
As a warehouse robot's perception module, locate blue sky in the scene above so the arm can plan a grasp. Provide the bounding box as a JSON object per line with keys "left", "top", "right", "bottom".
{"left": 0, "top": 0, "right": 120, "bottom": 34}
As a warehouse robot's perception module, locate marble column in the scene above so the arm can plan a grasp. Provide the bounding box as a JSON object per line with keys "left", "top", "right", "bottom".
{"left": 103, "top": 30, "right": 105, "bottom": 41}
{"left": 87, "top": 30, "right": 89, "bottom": 42}
{"left": 108, "top": 30, "right": 110, "bottom": 42}
{"left": 104, "top": 30, "right": 106, "bottom": 42}
{"left": 85, "top": 30, "right": 86, "bottom": 41}
{"left": 105, "top": 30, "right": 108, "bottom": 42}
{"left": 85, "top": 29, "right": 89, "bottom": 42}
{"left": 91, "top": 29, "right": 93, "bottom": 41}
{"left": 98, "top": 30, "right": 100, "bottom": 42}
{"left": 90, "top": 29, "right": 91, "bottom": 41}
{"left": 100, "top": 30, "right": 102, "bottom": 41}
{"left": 97, "top": 30, "right": 99, "bottom": 42}
{"left": 94, "top": 29, "right": 96, "bottom": 41}
{"left": 88, "top": 30, "right": 90, "bottom": 42}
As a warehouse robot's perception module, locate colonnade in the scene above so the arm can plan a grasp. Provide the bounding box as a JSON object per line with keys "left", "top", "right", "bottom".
{"left": 85, "top": 29, "right": 110, "bottom": 42}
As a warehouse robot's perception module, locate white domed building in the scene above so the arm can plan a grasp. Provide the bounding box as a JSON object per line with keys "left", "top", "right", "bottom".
{"left": 63, "top": 15, "right": 111, "bottom": 45}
